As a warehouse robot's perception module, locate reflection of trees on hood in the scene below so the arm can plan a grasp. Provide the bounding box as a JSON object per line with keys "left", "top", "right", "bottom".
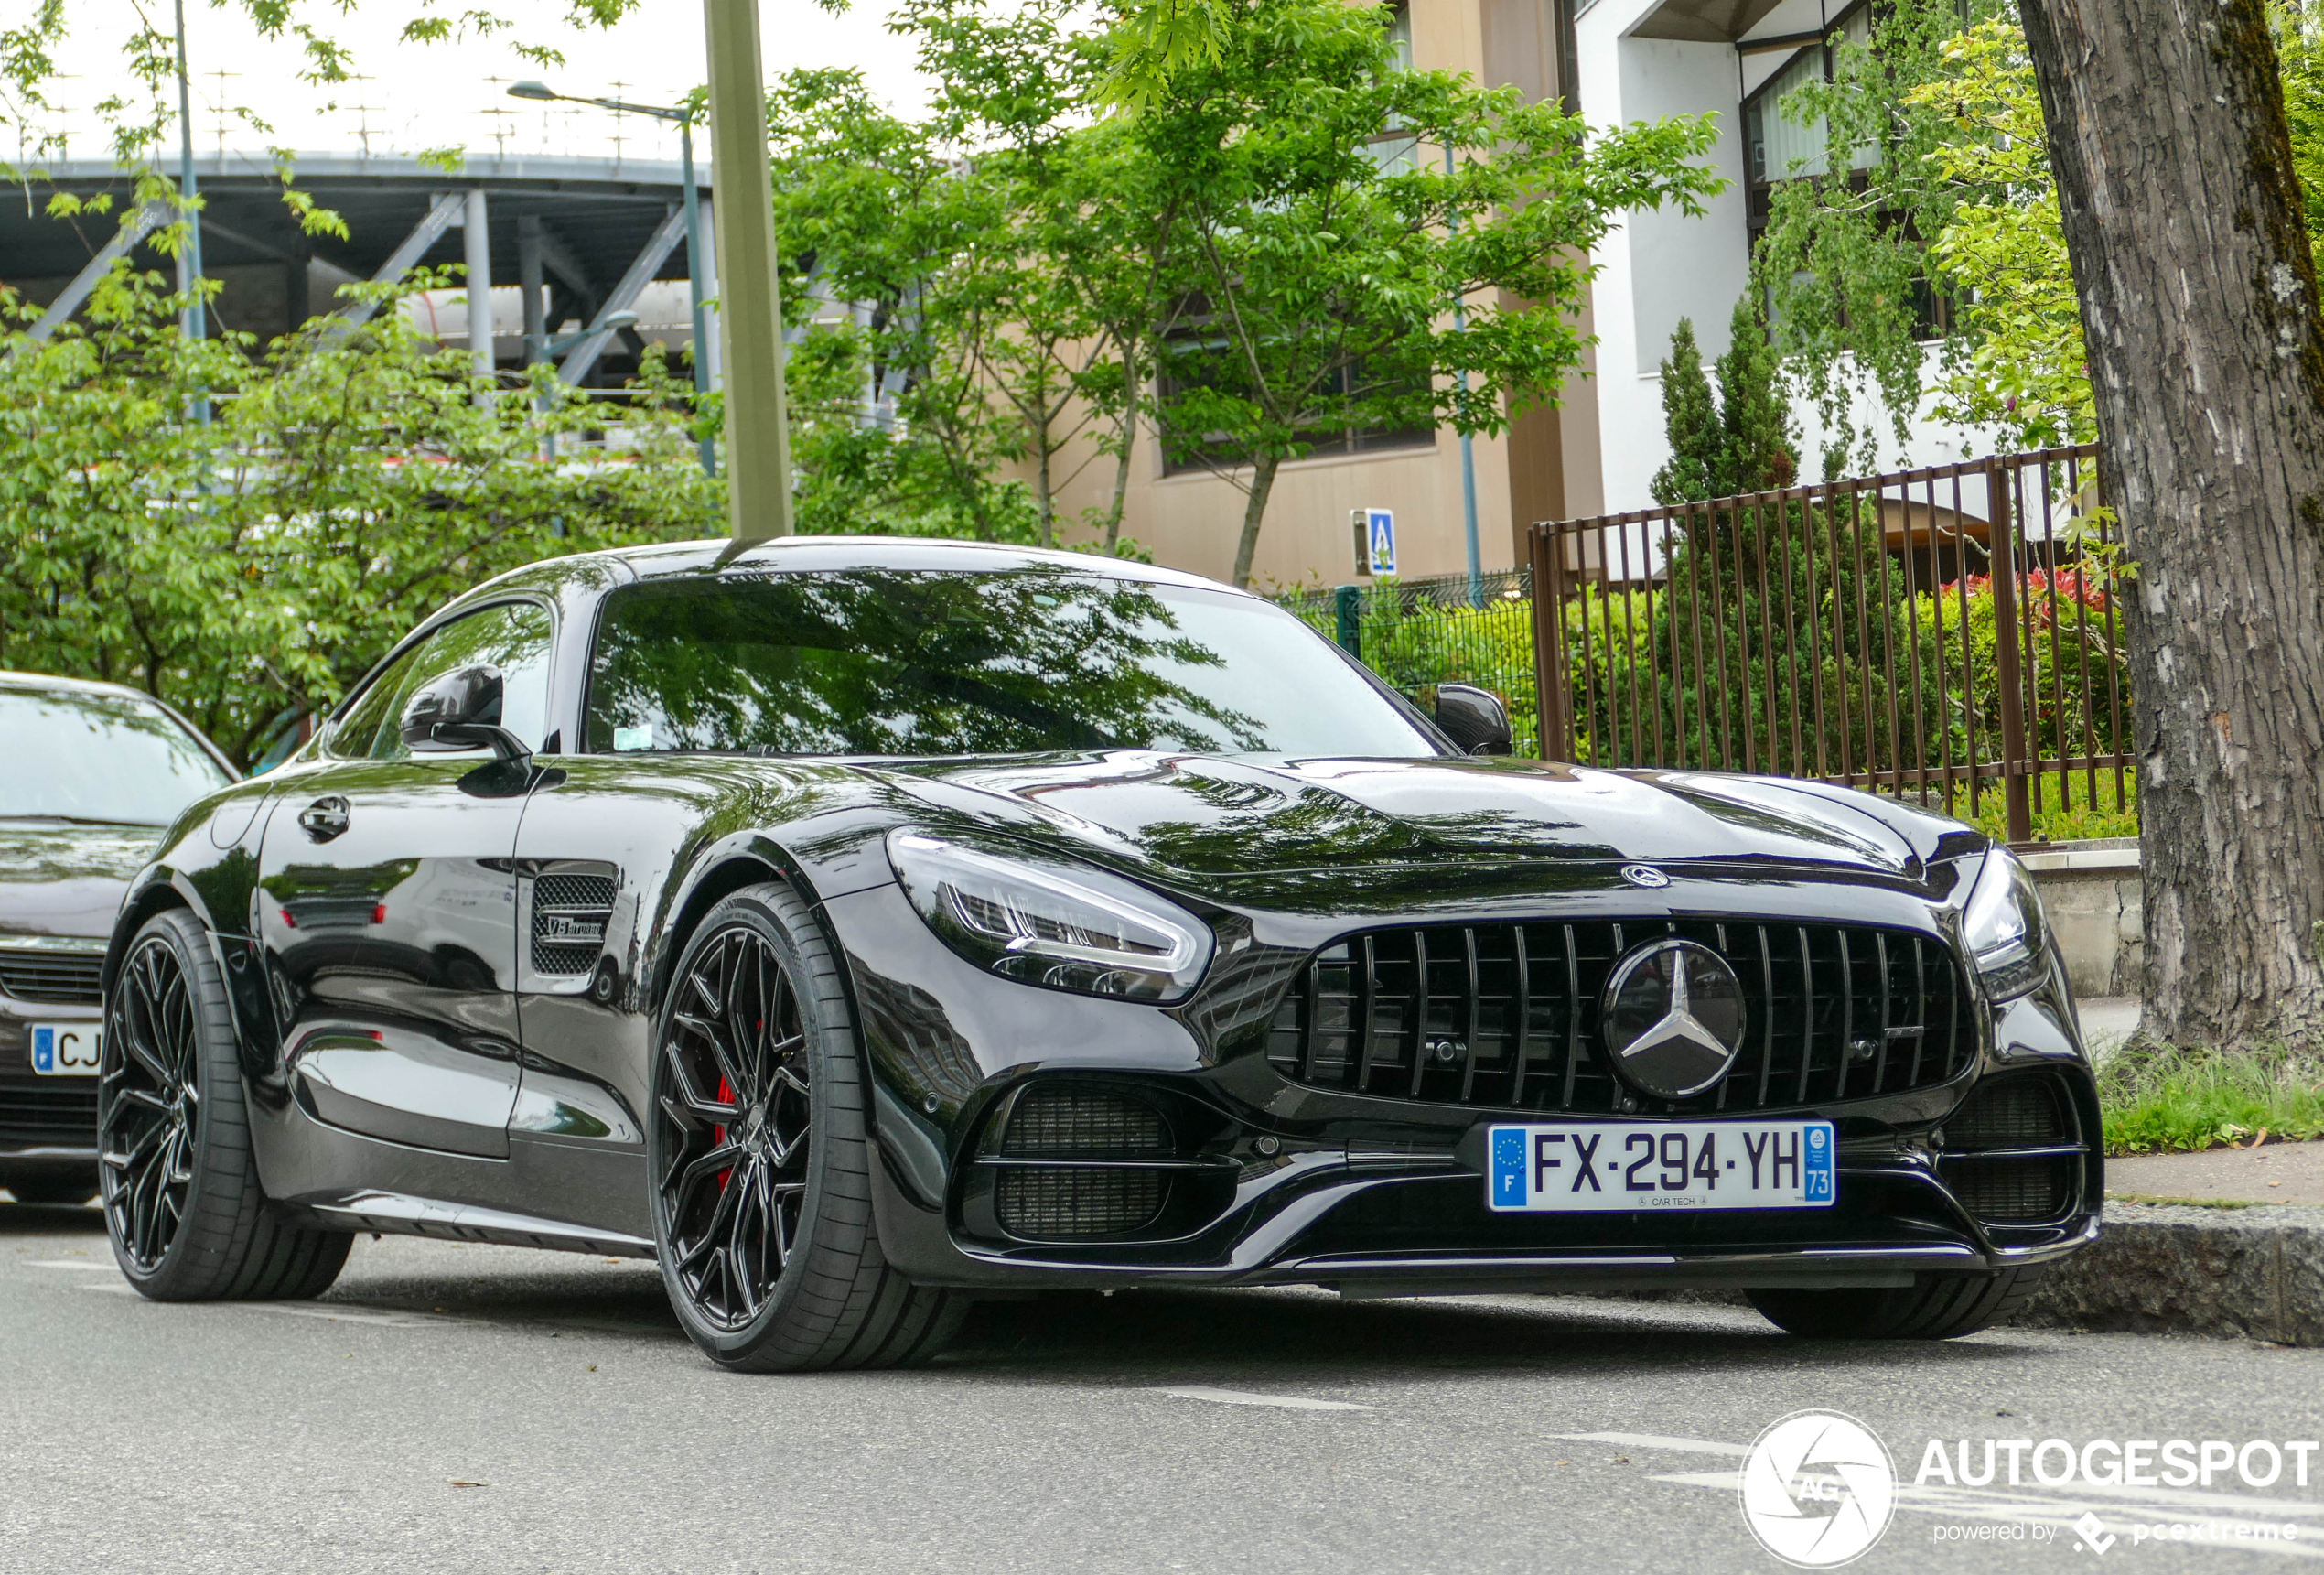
{"left": 586, "top": 571, "right": 1270, "bottom": 756}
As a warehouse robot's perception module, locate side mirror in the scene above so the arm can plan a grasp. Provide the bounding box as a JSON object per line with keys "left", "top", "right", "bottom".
{"left": 1434, "top": 682, "right": 1513, "bottom": 757}
{"left": 401, "top": 664, "right": 529, "bottom": 763}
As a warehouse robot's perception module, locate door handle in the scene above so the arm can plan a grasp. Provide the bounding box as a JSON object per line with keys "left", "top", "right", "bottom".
{"left": 297, "top": 796, "right": 350, "bottom": 843}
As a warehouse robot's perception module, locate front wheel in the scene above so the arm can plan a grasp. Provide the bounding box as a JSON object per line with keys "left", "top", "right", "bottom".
{"left": 648, "top": 882, "right": 963, "bottom": 1372}
{"left": 1748, "top": 1267, "right": 2045, "bottom": 1340}
{"left": 99, "top": 908, "right": 350, "bottom": 1300}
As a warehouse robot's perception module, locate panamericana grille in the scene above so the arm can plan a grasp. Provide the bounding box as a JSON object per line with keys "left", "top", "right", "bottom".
{"left": 995, "top": 1167, "right": 1168, "bottom": 1238}
{"left": 0, "top": 1084, "right": 101, "bottom": 1148}
{"left": 531, "top": 874, "right": 616, "bottom": 976}
{"left": 0, "top": 949, "right": 104, "bottom": 1007}
{"left": 1264, "top": 920, "right": 1973, "bottom": 1114}
{"left": 1002, "top": 1087, "right": 1172, "bottom": 1158}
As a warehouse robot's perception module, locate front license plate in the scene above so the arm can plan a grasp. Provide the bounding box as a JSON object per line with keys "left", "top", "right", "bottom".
{"left": 28, "top": 1023, "right": 102, "bottom": 1076}
{"left": 1486, "top": 1120, "right": 1835, "bottom": 1212}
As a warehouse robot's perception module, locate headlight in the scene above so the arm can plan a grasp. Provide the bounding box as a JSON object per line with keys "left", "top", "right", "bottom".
{"left": 1960, "top": 847, "right": 2050, "bottom": 1002}
{"left": 887, "top": 831, "right": 1214, "bottom": 1004}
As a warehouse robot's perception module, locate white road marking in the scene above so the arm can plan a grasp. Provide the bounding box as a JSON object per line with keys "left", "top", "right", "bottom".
{"left": 26, "top": 1259, "right": 115, "bottom": 1271}
{"left": 1556, "top": 1431, "right": 1748, "bottom": 1457}
{"left": 1147, "top": 1386, "right": 1373, "bottom": 1412}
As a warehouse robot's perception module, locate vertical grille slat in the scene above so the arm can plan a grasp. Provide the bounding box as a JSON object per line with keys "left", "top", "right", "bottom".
{"left": 1264, "top": 918, "right": 1973, "bottom": 1116}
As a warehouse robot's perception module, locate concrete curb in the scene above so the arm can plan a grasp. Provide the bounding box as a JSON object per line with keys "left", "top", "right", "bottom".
{"left": 2016, "top": 1202, "right": 2324, "bottom": 1346}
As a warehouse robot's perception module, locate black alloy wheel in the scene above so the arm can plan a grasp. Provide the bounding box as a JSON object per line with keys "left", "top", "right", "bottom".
{"left": 103, "top": 933, "right": 201, "bottom": 1268}
{"left": 97, "top": 908, "right": 350, "bottom": 1300}
{"left": 657, "top": 922, "right": 813, "bottom": 1328}
{"left": 648, "top": 882, "right": 963, "bottom": 1372}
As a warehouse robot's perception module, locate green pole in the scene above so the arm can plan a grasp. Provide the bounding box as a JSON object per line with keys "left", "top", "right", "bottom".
{"left": 703, "top": 0, "right": 791, "bottom": 543}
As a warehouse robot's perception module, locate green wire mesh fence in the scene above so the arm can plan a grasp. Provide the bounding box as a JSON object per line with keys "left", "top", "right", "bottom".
{"left": 1271, "top": 569, "right": 1541, "bottom": 757}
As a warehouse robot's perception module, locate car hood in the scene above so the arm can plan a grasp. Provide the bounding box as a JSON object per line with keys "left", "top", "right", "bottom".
{"left": 875, "top": 753, "right": 1978, "bottom": 898}
{"left": 0, "top": 818, "right": 164, "bottom": 938}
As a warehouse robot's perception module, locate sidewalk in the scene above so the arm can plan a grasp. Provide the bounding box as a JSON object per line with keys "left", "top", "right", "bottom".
{"left": 2107, "top": 1139, "right": 2324, "bottom": 1206}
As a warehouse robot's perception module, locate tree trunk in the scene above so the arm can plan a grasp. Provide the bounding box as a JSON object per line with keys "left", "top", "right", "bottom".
{"left": 1103, "top": 401, "right": 1137, "bottom": 554}
{"left": 1230, "top": 452, "right": 1280, "bottom": 589}
{"left": 1035, "top": 439, "right": 1055, "bottom": 551}
{"left": 2022, "top": 0, "right": 2324, "bottom": 1047}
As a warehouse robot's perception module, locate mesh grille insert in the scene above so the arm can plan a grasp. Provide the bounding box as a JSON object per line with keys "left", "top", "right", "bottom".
{"left": 1945, "top": 1156, "right": 2075, "bottom": 1224}
{"left": 531, "top": 874, "right": 616, "bottom": 976}
{"left": 0, "top": 950, "right": 103, "bottom": 1007}
{"left": 0, "top": 1084, "right": 102, "bottom": 1147}
{"left": 1002, "top": 1087, "right": 1171, "bottom": 1157}
{"left": 1264, "top": 920, "right": 1973, "bottom": 1114}
{"left": 995, "top": 1168, "right": 1167, "bottom": 1238}
{"left": 1947, "top": 1077, "right": 2067, "bottom": 1149}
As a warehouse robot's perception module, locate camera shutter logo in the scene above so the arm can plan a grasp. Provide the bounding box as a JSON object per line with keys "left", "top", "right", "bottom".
{"left": 1739, "top": 1410, "right": 1897, "bottom": 1568}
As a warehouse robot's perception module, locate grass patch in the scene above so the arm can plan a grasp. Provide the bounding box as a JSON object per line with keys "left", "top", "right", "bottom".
{"left": 2102, "top": 1192, "right": 2259, "bottom": 1210}
{"left": 1952, "top": 769, "right": 2139, "bottom": 844}
{"left": 2097, "top": 1041, "right": 2324, "bottom": 1155}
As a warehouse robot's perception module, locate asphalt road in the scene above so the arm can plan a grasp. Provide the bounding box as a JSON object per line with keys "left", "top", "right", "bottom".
{"left": 5, "top": 1200, "right": 2322, "bottom": 1575}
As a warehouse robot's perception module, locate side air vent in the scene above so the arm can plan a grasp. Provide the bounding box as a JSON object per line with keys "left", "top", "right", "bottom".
{"left": 531, "top": 873, "right": 616, "bottom": 976}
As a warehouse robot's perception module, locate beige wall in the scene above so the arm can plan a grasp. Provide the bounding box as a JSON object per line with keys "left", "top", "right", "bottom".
{"left": 1032, "top": 0, "right": 1590, "bottom": 588}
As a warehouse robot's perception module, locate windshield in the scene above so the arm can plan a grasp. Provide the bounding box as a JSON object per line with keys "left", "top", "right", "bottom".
{"left": 0, "top": 686, "right": 233, "bottom": 825}
{"left": 584, "top": 570, "right": 1442, "bottom": 759}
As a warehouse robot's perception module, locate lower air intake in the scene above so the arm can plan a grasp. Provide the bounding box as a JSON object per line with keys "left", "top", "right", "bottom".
{"left": 1947, "top": 1077, "right": 2068, "bottom": 1149}
{"left": 1002, "top": 1086, "right": 1172, "bottom": 1158}
{"left": 995, "top": 1168, "right": 1168, "bottom": 1239}
{"left": 1944, "top": 1156, "right": 2076, "bottom": 1224}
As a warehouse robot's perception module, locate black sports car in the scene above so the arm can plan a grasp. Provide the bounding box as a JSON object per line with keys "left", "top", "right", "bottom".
{"left": 4, "top": 671, "right": 235, "bottom": 1205}
{"left": 98, "top": 538, "right": 2098, "bottom": 1369}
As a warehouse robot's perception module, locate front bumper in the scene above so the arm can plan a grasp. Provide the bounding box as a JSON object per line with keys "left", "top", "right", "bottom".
{"left": 1, "top": 1004, "right": 103, "bottom": 1170}
{"left": 825, "top": 877, "right": 2103, "bottom": 1295}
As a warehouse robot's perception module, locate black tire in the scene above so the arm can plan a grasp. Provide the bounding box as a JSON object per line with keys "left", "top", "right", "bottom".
{"left": 1748, "top": 1267, "right": 2045, "bottom": 1340}
{"left": 649, "top": 881, "right": 963, "bottom": 1373}
{"left": 99, "top": 908, "right": 352, "bottom": 1301}
{"left": 5, "top": 1175, "right": 98, "bottom": 1205}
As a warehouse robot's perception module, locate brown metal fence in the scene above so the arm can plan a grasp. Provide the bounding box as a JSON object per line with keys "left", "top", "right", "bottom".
{"left": 1525, "top": 445, "right": 2131, "bottom": 843}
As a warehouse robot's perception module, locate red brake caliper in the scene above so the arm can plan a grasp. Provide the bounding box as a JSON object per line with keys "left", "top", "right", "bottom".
{"left": 714, "top": 1075, "right": 735, "bottom": 1192}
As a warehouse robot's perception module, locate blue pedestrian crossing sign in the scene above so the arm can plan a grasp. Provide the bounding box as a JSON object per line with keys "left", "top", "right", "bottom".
{"left": 1362, "top": 508, "right": 1395, "bottom": 576}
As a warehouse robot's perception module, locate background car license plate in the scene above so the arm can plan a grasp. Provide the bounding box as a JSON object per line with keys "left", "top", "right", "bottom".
{"left": 29, "top": 1023, "right": 102, "bottom": 1076}
{"left": 1487, "top": 1120, "right": 1834, "bottom": 1212}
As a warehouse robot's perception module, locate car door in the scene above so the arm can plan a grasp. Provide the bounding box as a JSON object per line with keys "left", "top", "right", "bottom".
{"left": 256, "top": 600, "right": 555, "bottom": 1160}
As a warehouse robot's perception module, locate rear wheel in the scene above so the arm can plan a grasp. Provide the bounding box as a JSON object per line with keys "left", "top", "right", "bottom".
{"left": 99, "top": 908, "right": 351, "bottom": 1301}
{"left": 1748, "top": 1267, "right": 2045, "bottom": 1340}
{"left": 649, "top": 882, "right": 963, "bottom": 1372}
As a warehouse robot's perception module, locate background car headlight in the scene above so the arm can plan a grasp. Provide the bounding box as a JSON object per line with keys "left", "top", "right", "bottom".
{"left": 1961, "top": 846, "right": 2050, "bottom": 1002}
{"left": 887, "top": 831, "right": 1213, "bottom": 1004}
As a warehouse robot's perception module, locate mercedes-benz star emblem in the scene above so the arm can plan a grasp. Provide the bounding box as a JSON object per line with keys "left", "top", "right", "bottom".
{"left": 1600, "top": 938, "right": 1748, "bottom": 1099}
{"left": 1619, "top": 864, "right": 1670, "bottom": 889}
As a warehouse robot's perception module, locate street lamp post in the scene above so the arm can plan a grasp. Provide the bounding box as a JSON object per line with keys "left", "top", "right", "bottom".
{"left": 173, "top": 0, "right": 209, "bottom": 424}
{"left": 509, "top": 81, "right": 716, "bottom": 477}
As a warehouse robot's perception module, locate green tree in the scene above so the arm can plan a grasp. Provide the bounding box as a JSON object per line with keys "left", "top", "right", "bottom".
{"left": 1652, "top": 298, "right": 1797, "bottom": 505}
{"left": 0, "top": 264, "right": 717, "bottom": 766}
{"left": 1139, "top": 0, "right": 1723, "bottom": 586}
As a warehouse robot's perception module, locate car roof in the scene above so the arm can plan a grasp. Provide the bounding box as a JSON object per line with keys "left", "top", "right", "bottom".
{"left": 0, "top": 669, "right": 240, "bottom": 776}
{"left": 487, "top": 535, "right": 1252, "bottom": 598}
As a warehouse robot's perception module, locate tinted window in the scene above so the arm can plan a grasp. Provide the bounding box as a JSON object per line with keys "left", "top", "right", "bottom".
{"left": 0, "top": 687, "right": 231, "bottom": 825}
{"left": 584, "top": 571, "right": 1439, "bottom": 759}
{"left": 329, "top": 601, "right": 554, "bottom": 761}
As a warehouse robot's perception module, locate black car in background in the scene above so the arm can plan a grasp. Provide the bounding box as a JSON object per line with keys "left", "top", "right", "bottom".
{"left": 99, "top": 539, "right": 2098, "bottom": 1369}
{"left": 3, "top": 672, "right": 235, "bottom": 1204}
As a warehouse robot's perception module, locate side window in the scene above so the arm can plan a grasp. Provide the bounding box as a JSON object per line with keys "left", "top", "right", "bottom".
{"left": 328, "top": 602, "right": 555, "bottom": 761}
